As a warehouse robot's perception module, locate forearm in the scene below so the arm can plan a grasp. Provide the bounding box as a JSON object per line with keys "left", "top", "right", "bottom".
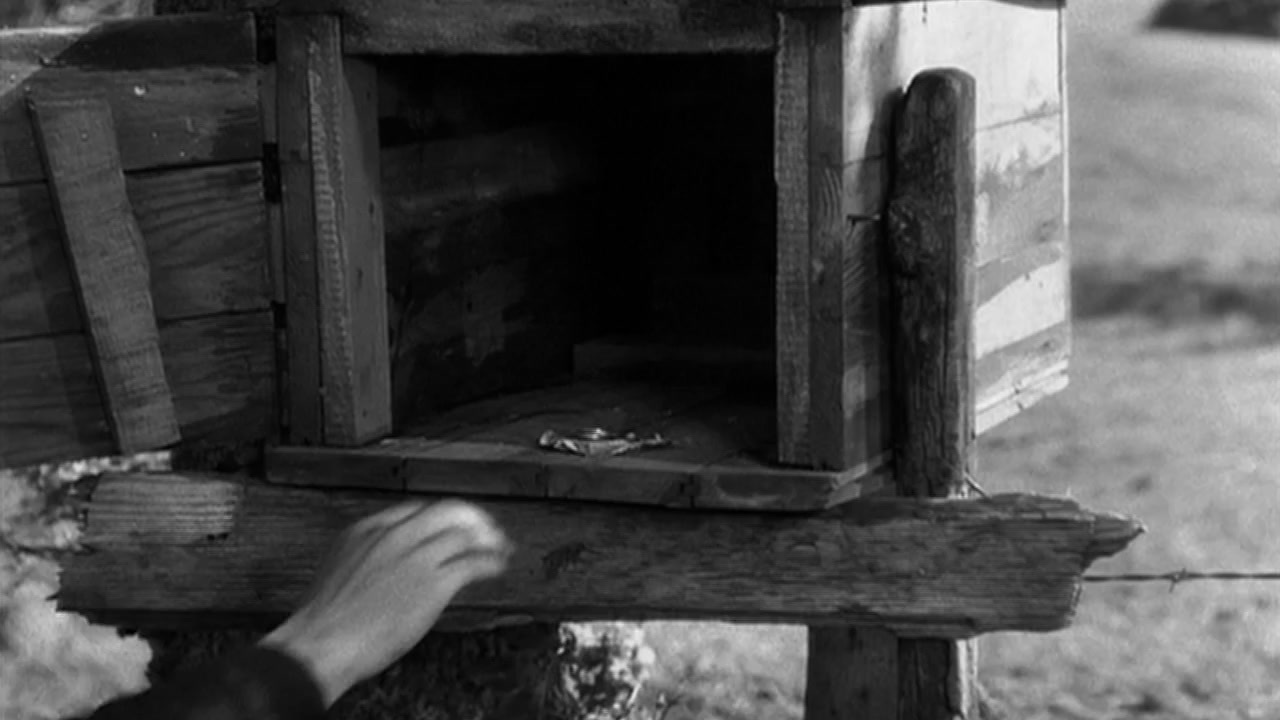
{"left": 80, "top": 645, "right": 326, "bottom": 720}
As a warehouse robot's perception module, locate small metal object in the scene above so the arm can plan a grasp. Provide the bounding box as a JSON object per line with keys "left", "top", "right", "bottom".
{"left": 538, "top": 427, "right": 670, "bottom": 458}
{"left": 572, "top": 427, "right": 614, "bottom": 441}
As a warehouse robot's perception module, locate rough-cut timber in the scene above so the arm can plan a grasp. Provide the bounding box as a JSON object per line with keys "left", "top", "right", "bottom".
{"left": 28, "top": 94, "right": 181, "bottom": 455}
{"left": 266, "top": 377, "right": 887, "bottom": 511}
{"left": 0, "top": 312, "right": 274, "bottom": 468}
{"left": 276, "top": 15, "right": 392, "bottom": 447}
{"left": 0, "top": 13, "right": 261, "bottom": 186}
{"left": 887, "top": 70, "right": 977, "bottom": 501}
{"left": 774, "top": 1, "right": 1069, "bottom": 465}
{"left": 157, "top": 0, "right": 776, "bottom": 53}
{"left": 58, "top": 472, "right": 1142, "bottom": 634}
{"left": 275, "top": 16, "right": 323, "bottom": 446}
{"left": 895, "top": 67, "right": 981, "bottom": 720}
{"left": 774, "top": 10, "right": 889, "bottom": 472}
{"left": 0, "top": 162, "right": 270, "bottom": 342}
{"left": 804, "top": 67, "right": 982, "bottom": 720}
{"left": 845, "top": 1, "right": 1070, "bottom": 435}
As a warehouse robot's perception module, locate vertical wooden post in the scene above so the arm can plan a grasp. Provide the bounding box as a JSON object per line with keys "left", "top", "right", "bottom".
{"left": 277, "top": 15, "right": 392, "bottom": 447}
{"left": 887, "top": 66, "right": 979, "bottom": 720}
{"left": 802, "top": 70, "right": 979, "bottom": 719}
{"left": 775, "top": 9, "right": 888, "bottom": 473}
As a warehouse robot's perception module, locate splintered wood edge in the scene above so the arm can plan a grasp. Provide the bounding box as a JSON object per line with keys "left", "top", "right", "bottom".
{"left": 56, "top": 472, "right": 1144, "bottom": 635}
{"left": 263, "top": 443, "right": 891, "bottom": 512}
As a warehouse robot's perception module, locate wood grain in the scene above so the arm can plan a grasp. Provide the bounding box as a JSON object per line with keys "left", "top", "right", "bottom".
{"left": 841, "top": 1, "right": 1062, "bottom": 161}
{"left": 0, "top": 162, "right": 270, "bottom": 341}
{"left": 888, "top": 67, "right": 980, "bottom": 720}
{"left": 775, "top": 10, "right": 891, "bottom": 473}
{"left": 773, "top": 13, "right": 812, "bottom": 466}
{"left": 275, "top": 17, "right": 323, "bottom": 445}
{"left": 265, "top": 379, "right": 884, "bottom": 512}
{"left": 28, "top": 94, "right": 181, "bottom": 455}
{"left": 58, "top": 471, "right": 1142, "bottom": 633}
{"left": 887, "top": 70, "right": 977, "bottom": 499}
{"left": 276, "top": 0, "right": 776, "bottom": 54}
{"left": 0, "top": 14, "right": 260, "bottom": 186}
{"left": 0, "top": 311, "right": 274, "bottom": 468}
{"left": 311, "top": 24, "right": 392, "bottom": 446}
{"left": 276, "top": 16, "right": 392, "bottom": 447}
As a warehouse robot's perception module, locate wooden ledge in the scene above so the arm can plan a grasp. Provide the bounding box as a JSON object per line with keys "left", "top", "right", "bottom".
{"left": 267, "top": 378, "right": 887, "bottom": 511}
{"left": 57, "top": 472, "right": 1143, "bottom": 636}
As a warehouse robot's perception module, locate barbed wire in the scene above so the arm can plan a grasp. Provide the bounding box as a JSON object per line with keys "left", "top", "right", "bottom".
{"left": 1084, "top": 570, "right": 1280, "bottom": 592}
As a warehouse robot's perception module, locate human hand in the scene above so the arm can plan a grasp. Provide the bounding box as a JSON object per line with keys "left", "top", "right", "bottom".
{"left": 259, "top": 500, "right": 512, "bottom": 707}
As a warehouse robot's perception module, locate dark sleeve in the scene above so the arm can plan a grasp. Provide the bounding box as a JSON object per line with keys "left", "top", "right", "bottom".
{"left": 80, "top": 645, "right": 326, "bottom": 720}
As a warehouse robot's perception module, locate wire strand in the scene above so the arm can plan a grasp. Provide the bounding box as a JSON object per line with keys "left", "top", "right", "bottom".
{"left": 1083, "top": 569, "right": 1280, "bottom": 592}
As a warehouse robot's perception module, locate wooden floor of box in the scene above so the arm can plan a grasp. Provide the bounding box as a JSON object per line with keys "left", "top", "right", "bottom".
{"left": 267, "top": 376, "right": 889, "bottom": 512}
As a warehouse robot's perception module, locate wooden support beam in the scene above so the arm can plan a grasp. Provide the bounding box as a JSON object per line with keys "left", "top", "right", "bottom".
{"left": 27, "top": 94, "right": 181, "bottom": 455}
{"left": 157, "top": 0, "right": 776, "bottom": 54}
{"left": 55, "top": 471, "right": 1141, "bottom": 633}
{"left": 806, "top": 69, "right": 981, "bottom": 720}
{"left": 889, "top": 66, "right": 980, "bottom": 720}
{"left": 276, "top": 15, "right": 391, "bottom": 447}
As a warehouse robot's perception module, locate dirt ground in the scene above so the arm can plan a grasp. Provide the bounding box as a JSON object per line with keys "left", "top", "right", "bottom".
{"left": 638, "top": 1, "right": 1280, "bottom": 718}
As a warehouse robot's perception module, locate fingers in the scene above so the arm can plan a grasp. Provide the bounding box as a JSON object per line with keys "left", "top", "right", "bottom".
{"left": 386, "top": 500, "right": 507, "bottom": 558}
{"left": 349, "top": 500, "right": 430, "bottom": 539}
{"left": 435, "top": 548, "right": 511, "bottom": 593}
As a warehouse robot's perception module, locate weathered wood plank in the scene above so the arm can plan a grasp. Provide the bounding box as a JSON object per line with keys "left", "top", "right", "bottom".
{"left": 802, "top": 0, "right": 1068, "bottom": 439}
{"left": 28, "top": 94, "right": 181, "bottom": 455}
{"left": 806, "top": 626, "right": 899, "bottom": 720}
{"left": 806, "top": 12, "right": 887, "bottom": 474}
{"left": 974, "top": 321, "right": 1069, "bottom": 434}
{"left": 275, "top": 17, "right": 323, "bottom": 445}
{"left": 58, "top": 471, "right": 1142, "bottom": 634}
{"left": 0, "top": 13, "right": 255, "bottom": 71}
{"left": 160, "top": 0, "right": 774, "bottom": 51}
{"left": 265, "top": 379, "right": 884, "bottom": 512}
{"left": 265, "top": 0, "right": 777, "bottom": 54}
{"left": 0, "top": 162, "right": 270, "bottom": 342}
{"left": 774, "top": 13, "right": 812, "bottom": 466}
{"left": 836, "top": 0, "right": 1069, "bottom": 438}
{"left": 974, "top": 113, "right": 1064, "bottom": 266}
{"left": 311, "top": 22, "right": 392, "bottom": 446}
{"left": 276, "top": 15, "right": 392, "bottom": 447}
{"left": 0, "top": 312, "right": 274, "bottom": 468}
{"left": 887, "top": 69, "right": 976, "bottom": 499}
{"left": 775, "top": 10, "right": 890, "bottom": 473}
{"left": 0, "top": 14, "right": 260, "bottom": 186}
{"left": 842, "top": 1, "right": 1062, "bottom": 161}
{"left": 888, "top": 67, "right": 980, "bottom": 720}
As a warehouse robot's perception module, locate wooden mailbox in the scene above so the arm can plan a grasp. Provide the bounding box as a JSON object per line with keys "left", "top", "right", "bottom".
{"left": 2, "top": 3, "right": 1067, "bottom": 507}
{"left": 0, "top": 3, "right": 1128, "bottom": 718}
